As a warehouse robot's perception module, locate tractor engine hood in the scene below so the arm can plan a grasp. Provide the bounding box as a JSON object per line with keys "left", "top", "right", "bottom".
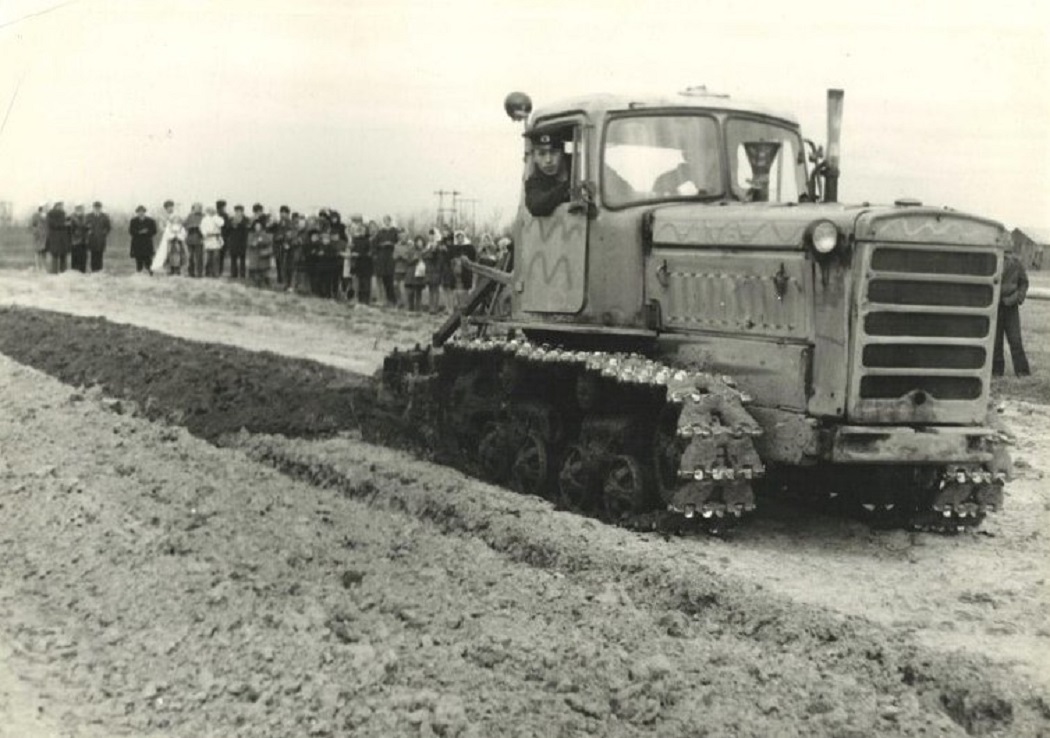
{"left": 648, "top": 202, "right": 1009, "bottom": 251}
{"left": 648, "top": 202, "right": 859, "bottom": 251}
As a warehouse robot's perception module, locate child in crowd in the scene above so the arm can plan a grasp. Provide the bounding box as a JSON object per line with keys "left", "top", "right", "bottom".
{"left": 165, "top": 215, "right": 188, "bottom": 275}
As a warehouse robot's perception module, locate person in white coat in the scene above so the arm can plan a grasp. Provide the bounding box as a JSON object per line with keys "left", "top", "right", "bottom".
{"left": 150, "top": 200, "right": 179, "bottom": 273}
{"left": 200, "top": 205, "right": 225, "bottom": 277}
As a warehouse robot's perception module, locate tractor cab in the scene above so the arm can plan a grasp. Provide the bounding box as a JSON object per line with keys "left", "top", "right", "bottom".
{"left": 504, "top": 88, "right": 827, "bottom": 336}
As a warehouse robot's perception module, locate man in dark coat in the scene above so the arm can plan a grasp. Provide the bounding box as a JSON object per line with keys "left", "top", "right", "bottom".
{"left": 993, "top": 248, "right": 1031, "bottom": 377}
{"left": 525, "top": 132, "right": 571, "bottom": 217}
{"left": 128, "top": 205, "right": 157, "bottom": 274}
{"left": 45, "top": 201, "right": 71, "bottom": 274}
{"left": 273, "top": 205, "right": 294, "bottom": 287}
{"left": 225, "top": 205, "right": 250, "bottom": 279}
{"left": 69, "top": 204, "right": 89, "bottom": 273}
{"left": 216, "top": 199, "right": 231, "bottom": 276}
{"left": 349, "top": 215, "right": 373, "bottom": 304}
{"left": 85, "top": 201, "right": 111, "bottom": 273}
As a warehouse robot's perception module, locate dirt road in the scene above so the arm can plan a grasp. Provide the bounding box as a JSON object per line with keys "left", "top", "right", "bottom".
{"left": 0, "top": 270, "right": 1048, "bottom": 736}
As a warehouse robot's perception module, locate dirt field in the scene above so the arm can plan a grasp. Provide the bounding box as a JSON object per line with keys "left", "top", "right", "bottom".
{"left": 0, "top": 269, "right": 1048, "bottom": 736}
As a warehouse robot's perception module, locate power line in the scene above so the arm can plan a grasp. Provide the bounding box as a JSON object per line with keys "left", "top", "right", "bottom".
{"left": 0, "top": 0, "right": 83, "bottom": 31}
{"left": 0, "top": 71, "right": 23, "bottom": 138}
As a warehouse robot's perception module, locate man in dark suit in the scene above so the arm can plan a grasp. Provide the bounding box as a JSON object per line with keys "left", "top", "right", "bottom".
{"left": 217, "top": 199, "right": 231, "bottom": 276}
{"left": 45, "top": 201, "right": 71, "bottom": 273}
{"left": 128, "top": 205, "right": 158, "bottom": 274}
{"left": 69, "top": 204, "right": 89, "bottom": 273}
{"left": 85, "top": 201, "right": 111, "bottom": 273}
{"left": 993, "top": 248, "right": 1031, "bottom": 377}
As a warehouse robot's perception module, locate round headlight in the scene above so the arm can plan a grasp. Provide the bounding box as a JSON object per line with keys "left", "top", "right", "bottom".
{"left": 811, "top": 220, "right": 839, "bottom": 254}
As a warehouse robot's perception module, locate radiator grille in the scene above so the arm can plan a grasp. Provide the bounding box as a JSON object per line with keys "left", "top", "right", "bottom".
{"left": 851, "top": 243, "right": 999, "bottom": 422}
{"left": 864, "top": 312, "right": 989, "bottom": 338}
{"left": 867, "top": 280, "right": 993, "bottom": 307}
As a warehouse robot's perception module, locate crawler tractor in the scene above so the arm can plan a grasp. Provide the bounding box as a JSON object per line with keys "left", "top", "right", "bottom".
{"left": 383, "top": 87, "right": 1012, "bottom": 532}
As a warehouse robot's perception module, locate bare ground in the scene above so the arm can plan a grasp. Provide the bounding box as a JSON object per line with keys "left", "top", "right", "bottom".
{"left": 0, "top": 269, "right": 1048, "bottom": 736}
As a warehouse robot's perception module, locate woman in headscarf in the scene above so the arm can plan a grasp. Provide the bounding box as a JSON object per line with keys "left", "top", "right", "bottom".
{"left": 422, "top": 227, "right": 447, "bottom": 314}
{"left": 403, "top": 234, "right": 427, "bottom": 312}
{"left": 477, "top": 233, "right": 498, "bottom": 268}
{"left": 373, "top": 215, "right": 399, "bottom": 306}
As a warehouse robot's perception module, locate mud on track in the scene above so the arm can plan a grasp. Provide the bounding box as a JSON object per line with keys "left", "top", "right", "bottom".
{"left": 1, "top": 304, "right": 1049, "bottom": 736}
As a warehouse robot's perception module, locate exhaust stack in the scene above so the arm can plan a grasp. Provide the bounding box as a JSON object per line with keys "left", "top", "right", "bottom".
{"left": 824, "top": 88, "right": 844, "bottom": 203}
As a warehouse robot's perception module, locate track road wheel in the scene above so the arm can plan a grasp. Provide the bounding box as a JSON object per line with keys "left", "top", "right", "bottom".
{"left": 558, "top": 444, "right": 598, "bottom": 512}
{"left": 603, "top": 454, "right": 649, "bottom": 521}
{"left": 477, "top": 422, "right": 511, "bottom": 483}
{"left": 511, "top": 431, "right": 550, "bottom": 499}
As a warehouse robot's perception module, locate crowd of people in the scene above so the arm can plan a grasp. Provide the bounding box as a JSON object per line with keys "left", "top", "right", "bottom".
{"left": 30, "top": 200, "right": 512, "bottom": 312}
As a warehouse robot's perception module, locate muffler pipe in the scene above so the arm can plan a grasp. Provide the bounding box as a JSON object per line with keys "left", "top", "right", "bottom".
{"left": 824, "top": 89, "right": 844, "bottom": 203}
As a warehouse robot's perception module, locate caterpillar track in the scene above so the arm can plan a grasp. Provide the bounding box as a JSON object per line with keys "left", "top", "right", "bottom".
{"left": 382, "top": 331, "right": 1010, "bottom": 536}
{"left": 382, "top": 333, "right": 766, "bottom": 535}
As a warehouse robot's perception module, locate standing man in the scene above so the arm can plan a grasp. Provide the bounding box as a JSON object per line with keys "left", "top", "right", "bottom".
{"left": 273, "top": 205, "right": 293, "bottom": 287}
{"left": 69, "top": 204, "right": 89, "bottom": 272}
{"left": 184, "top": 202, "right": 205, "bottom": 277}
{"left": 30, "top": 203, "right": 49, "bottom": 271}
{"left": 45, "top": 201, "right": 71, "bottom": 274}
{"left": 128, "top": 205, "right": 157, "bottom": 273}
{"left": 200, "top": 205, "right": 224, "bottom": 277}
{"left": 216, "top": 200, "right": 231, "bottom": 276}
{"left": 85, "top": 201, "right": 111, "bottom": 273}
{"left": 349, "top": 215, "right": 372, "bottom": 304}
{"left": 225, "top": 205, "right": 250, "bottom": 279}
{"left": 251, "top": 202, "right": 266, "bottom": 228}
{"left": 993, "top": 246, "right": 1032, "bottom": 377}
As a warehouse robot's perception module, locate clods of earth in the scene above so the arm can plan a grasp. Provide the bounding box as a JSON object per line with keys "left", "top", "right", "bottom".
{"left": 0, "top": 271, "right": 1048, "bottom": 737}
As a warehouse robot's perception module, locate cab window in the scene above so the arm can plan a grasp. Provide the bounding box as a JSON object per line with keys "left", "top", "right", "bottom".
{"left": 725, "top": 118, "right": 806, "bottom": 203}
{"left": 602, "top": 115, "right": 722, "bottom": 208}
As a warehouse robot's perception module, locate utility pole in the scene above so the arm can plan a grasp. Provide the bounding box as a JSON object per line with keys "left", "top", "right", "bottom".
{"left": 434, "top": 189, "right": 462, "bottom": 229}
{"left": 449, "top": 190, "right": 462, "bottom": 231}
{"left": 460, "top": 198, "right": 479, "bottom": 237}
{"left": 434, "top": 190, "right": 448, "bottom": 227}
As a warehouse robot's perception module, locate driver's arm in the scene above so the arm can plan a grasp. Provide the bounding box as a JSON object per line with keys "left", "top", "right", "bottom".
{"left": 525, "top": 176, "right": 571, "bottom": 217}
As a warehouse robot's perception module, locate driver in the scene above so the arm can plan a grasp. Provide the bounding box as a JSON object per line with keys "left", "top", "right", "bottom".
{"left": 525, "top": 132, "right": 571, "bottom": 216}
{"left": 652, "top": 145, "right": 717, "bottom": 198}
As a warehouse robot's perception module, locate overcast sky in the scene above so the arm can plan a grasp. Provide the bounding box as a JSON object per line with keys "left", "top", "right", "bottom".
{"left": 0, "top": 0, "right": 1047, "bottom": 229}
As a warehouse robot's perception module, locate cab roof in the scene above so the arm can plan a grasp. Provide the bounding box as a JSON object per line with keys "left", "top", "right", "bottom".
{"left": 528, "top": 90, "right": 800, "bottom": 131}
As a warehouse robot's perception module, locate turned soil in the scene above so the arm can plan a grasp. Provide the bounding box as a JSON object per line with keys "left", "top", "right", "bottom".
{"left": 0, "top": 271, "right": 1048, "bottom": 737}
